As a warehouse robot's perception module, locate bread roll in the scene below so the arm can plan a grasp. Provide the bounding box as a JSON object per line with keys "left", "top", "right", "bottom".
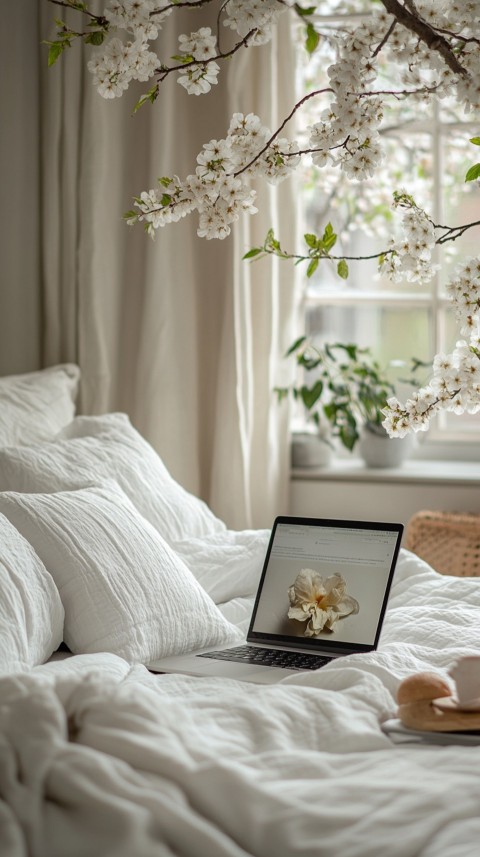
{"left": 397, "top": 672, "right": 452, "bottom": 704}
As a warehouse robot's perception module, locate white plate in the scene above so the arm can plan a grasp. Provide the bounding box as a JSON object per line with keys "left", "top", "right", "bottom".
{"left": 433, "top": 696, "right": 480, "bottom": 713}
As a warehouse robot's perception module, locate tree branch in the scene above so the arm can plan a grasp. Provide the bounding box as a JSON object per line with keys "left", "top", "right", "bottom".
{"left": 156, "top": 28, "right": 255, "bottom": 82}
{"left": 234, "top": 88, "right": 333, "bottom": 178}
{"left": 379, "top": 0, "right": 470, "bottom": 77}
{"left": 372, "top": 19, "right": 396, "bottom": 58}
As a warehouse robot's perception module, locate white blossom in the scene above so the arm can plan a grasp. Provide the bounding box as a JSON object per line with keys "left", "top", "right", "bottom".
{"left": 383, "top": 264, "right": 480, "bottom": 435}
{"left": 177, "top": 62, "right": 220, "bottom": 95}
{"left": 105, "top": 0, "right": 169, "bottom": 40}
{"left": 178, "top": 27, "right": 217, "bottom": 61}
{"left": 56, "top": 1, "right": 480, "bottom": 434}
{"left": 223, "top": 0, "right": 286, "bottom": 45}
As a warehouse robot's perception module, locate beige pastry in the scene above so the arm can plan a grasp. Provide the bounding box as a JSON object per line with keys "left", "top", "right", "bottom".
{"left": 397, "top": 671, "right": 480, "bottom": 732}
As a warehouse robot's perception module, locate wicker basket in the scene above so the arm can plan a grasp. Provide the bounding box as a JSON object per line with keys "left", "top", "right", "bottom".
{"left": 405, "top": 510, "right": 480, "bottom": 577}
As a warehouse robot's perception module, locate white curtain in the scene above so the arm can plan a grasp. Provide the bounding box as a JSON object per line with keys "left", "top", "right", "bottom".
{"left": 0, "top": 1, "right": 300, "bottom": 529}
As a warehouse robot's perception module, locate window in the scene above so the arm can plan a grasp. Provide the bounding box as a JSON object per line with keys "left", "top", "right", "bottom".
{"left": 294, "top": 6, "right": 480, "bottom": 458}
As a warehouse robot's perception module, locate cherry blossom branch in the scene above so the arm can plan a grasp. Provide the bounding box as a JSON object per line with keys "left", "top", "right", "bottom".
{"left": 356, "top": 83, "right": 440, "bottom": 99}
{"left": 379, "top": 0, "right": 470, "bottom": 78}
{"left": 432, "top": 26, "right": 480, "bottom": 47}
{"left": 234, "top": 88, "right": 333, "bottom": 179}
{"left": 155, "top": 29, "right": 255, "bottom": 82}
{"left": 249, "top": 215, "right": 480, "bottom": 268}
{"left": 372, "top": 19, "right": 396, "bottom": 58}
{"left": 233, "top": 80, "right": 438, "bottom": 181}
{"left": 436, "top": 220, "right": 480, "bottom": 245}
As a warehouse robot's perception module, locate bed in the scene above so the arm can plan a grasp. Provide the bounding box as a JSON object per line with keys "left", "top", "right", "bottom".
{"left": 1, "top": 365, "right": 480, "bottom": 857}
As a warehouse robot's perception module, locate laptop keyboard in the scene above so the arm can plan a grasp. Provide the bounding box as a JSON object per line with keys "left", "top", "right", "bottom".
{"left": 197, "top": 644, "right": 332, "bottom": 671}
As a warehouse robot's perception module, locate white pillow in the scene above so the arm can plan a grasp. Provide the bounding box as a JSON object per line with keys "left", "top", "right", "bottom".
{"left": 0, "top": 412, "right": 225, "bottom": 543}
{"left": 0, "top": 364, "right": 80, "bottom": 447}
{"left": 0, "top": 482, "right": 239, "bottom": 663}
{"left": 171, "top": 529, "right": 271, "bottom": 604}
{"left": 0, "top": 513, "right": 64, "bottom": 674}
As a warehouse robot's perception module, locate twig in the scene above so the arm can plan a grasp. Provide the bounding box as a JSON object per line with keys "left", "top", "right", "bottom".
{"left": 47, "top": 0, "right": 107, "bottom": 26}
{"left": 234, "top": 88, "right": 333, "bottom": 178}
{"left": 156, "top": 29, "right": 255, "bottom": 82}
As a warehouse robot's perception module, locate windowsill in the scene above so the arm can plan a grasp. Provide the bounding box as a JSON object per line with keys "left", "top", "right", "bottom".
{"left": 291, "top": 458, "right": 480, "bottom": 486}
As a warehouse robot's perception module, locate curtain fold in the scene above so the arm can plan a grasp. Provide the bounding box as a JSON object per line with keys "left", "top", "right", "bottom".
{"left": 0, "top": 2, "right": 300, "bottom": 529}
{"left": 210, "top": 18, "right": 301, "bottom": 528}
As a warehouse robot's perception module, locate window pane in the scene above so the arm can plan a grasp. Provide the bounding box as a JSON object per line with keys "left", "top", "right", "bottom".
{"left": 440, "top": 129, "right": 480, "bottom": 290}
{"left": 306, "top": 304, "right": 432, "bottom": 399}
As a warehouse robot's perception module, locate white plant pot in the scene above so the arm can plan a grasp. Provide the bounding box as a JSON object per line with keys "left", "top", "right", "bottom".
{"left": 291, "top": 432, "right": 333, "bottom": 468}
{"left": 358, "top": 425, "right": 413, "bottom": 469}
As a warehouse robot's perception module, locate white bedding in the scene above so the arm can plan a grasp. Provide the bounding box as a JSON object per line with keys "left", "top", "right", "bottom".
{"left": 2, "top": 550, "right": 480, "bottom": 857}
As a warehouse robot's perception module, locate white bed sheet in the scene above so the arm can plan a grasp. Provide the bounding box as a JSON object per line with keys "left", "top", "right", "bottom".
{"left": 2, "top": 549, "right": 480, "bottom": 857}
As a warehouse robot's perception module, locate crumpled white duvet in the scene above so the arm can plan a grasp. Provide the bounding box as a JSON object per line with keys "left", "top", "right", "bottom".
{"left": 2, "top": 550, "right": 480, "bottom": 857}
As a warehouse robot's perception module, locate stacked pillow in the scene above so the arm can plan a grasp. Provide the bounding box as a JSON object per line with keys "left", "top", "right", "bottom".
{"left": 0, "top": 412, "right": 226, "bottom": 543}
{"left": 0, "top": 513, "right": 64, "bottom": 673}
{"left": 0, "top": 376, "right": 245, "bottom": 671}
{"left": 0, "top": 364, "right": 80, "bottom": 447}
{"left": 0, "top": 481, "right": 239, "bottom": 664}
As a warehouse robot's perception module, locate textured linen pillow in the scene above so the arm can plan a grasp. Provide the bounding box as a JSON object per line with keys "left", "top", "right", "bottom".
{"left": 171, "top": 529, "right": 271, "bottom": 604}
{"left": 0, "top": 412, "right": 225, "bottom": 543}
{"left": 0, "top": 364, "right": 80, "bottom": 447}
{"left": 0, "top": 482, "right": 239, "bottom": 663}
{"left": 0, "top": 513, "right": 64, "bottom": 674}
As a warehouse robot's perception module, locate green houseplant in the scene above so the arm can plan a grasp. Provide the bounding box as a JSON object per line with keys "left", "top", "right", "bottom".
{"left": 276, "top": 336, "right": 424, "bottom": 465}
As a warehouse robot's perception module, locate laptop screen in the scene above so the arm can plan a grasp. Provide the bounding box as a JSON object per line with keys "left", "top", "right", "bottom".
{"left": 247, "top": 516, "right": 403, "bottom": 655}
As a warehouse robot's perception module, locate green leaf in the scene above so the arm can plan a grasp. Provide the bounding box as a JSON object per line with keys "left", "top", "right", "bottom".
{"left": 298, "top": 353, "right": 321, "bottom": 370}
{"left": 171, "top": 54, "right": 194, "bottom": 64}
{"left": 322, "top": 233, "right": 337, "bottom": 253}
{"left": 266, "top": 232, "right": 281, "bottom": 251}
{"left": 132, "top": 84, "right": 159, "bottom": 115}
{"left": 323, "top": 402, "right": 337, "bottom": 422}
{"left": 465, "top": 163, "right": 480, "bottom": 182}
{"left": 123, "top": 209, "right": 138, "bottom": 220}
{"left": 300, "top": 380, "right": 323, "bottom": 411}
{"left": 294, "top": 3, "right": 317, "bottom": 16}
{"left": 339, "top": 423, "right": 358, "bottom": 452}
{"left": 47, "top": 41, "right": 66, "bottom": 67}
{"left": 243, "top": 247, "right": 263, "bottom": 260}
{"left": 341, "top": 344, "right": 357, "bottom": 360}
{"left": 337, "top": 259, "right": 349, "bottom": 279}
{"left": 158, "top": 176, "right": 172, "bottom": 187}
{"left": 160, "top": 193, "right": 172, "bottom": 206}
{"left": 273, "top": 386, "right": 289, "bottom": 402}
{"left": 305, "top": 22, "right": 320, "bottom": 54}
{"left": 469, "top": 137, "right": 480, "bottom": 146}
{"left": 304, "top": 233, "right": 318, "bottom": 249}
{"left": 306, "top": 258, "right": 319, "bottom": 278}
{"left": 285, "top": 335, "right": 307, "bottom": 357}
{"left": 84, "top": 30, "right": 105, "bottom": 46}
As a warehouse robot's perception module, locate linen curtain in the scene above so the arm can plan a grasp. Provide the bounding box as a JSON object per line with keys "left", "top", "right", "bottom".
{"left": 0, "top": 1, "right": 300, "bottom": 529}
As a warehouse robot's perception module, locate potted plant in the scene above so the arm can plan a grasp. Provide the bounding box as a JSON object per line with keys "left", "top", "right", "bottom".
{"left": 276, "top": 336, "right": 425, "bottom": 467}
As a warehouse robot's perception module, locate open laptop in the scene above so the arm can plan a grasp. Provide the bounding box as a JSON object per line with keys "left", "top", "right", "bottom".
{"left": 148, "top": 515, "right": 403, "bottom": 684}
